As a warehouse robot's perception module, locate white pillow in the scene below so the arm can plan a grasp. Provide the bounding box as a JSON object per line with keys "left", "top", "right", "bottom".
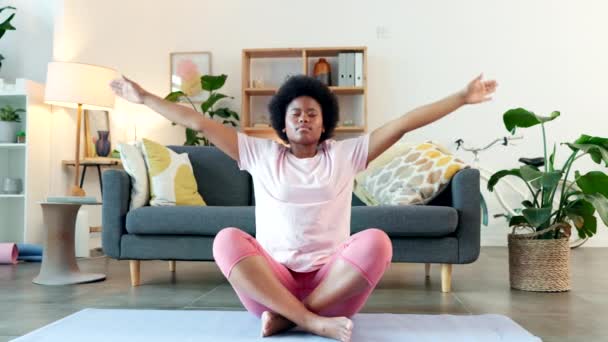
{"left": 118, "top": 142, "right": 150, "bottom": 209}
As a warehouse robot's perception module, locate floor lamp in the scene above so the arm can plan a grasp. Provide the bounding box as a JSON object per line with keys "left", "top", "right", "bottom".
{"left": 44, "top": 62, "right": 117, "bottom": 196}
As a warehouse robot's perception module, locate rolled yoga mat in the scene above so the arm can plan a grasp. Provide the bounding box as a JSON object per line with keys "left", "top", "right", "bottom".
{"left": 0, "top": 242, "right": 19, "bottom": 264}
{"left": 16, "top": 243, "right": 43, "bottom": 262}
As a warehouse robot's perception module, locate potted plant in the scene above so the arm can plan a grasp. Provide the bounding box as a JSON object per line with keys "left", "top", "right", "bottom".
{"left": 0, "top": 6, "right": 17, "bottom": 70}
{"left": 165, "top": 74, "right": 239, "bottom": 146}
{"left": 16, "top": 130, "right": 25, "bottom": 143}
{"left": 0, "top": 104, "right": 24, "bottom": 143}
{"left": 488, "top": 108, "right": 608, "bottom": 292}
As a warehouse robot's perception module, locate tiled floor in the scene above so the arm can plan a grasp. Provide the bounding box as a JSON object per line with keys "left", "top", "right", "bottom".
{"left": 1, "top": 247, "right": 606, "bottom": 341}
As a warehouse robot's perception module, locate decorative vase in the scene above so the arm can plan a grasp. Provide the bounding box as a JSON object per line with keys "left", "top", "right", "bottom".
{"left": 0, "top": 121, "right": 20, "bottom": 143}
{"left": 95, "top": 130, "right": 111, "bottom": 157}
{"left": 313, "top": 58, "right": 332, "bottom": 86}
{"left": 508, "top": 223, "right": 571, "bottom": 292}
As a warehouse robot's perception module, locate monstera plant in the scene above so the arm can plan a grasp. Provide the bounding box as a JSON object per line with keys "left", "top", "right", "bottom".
{"left": 489, "top": 108, "right": 608, "bottom": 240}
{"left": 488, "top": 107, "right": 608, "bottom": 292}
{"left": 165, "top": 74, "right": 240, "bottom": 146}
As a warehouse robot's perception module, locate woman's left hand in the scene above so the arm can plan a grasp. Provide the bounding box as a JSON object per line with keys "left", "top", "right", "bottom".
{"left": 462, "top": 73, "right": 498, "bottom": 104}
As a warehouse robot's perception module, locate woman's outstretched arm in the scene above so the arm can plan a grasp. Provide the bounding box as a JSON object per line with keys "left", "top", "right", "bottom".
{"left": 109, "top": 76, "right": 239, "bottom": 161}
{"left": 367, "top": 74, "right": 498, "bottom": 164}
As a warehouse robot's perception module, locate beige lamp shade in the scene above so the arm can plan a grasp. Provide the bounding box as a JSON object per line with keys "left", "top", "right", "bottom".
{"left": 44, "top": 62, "right": 117, "bottom": 110}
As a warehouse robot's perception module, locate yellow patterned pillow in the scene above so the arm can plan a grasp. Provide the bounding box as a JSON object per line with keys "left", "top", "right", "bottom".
{"left": 141, "top": 138, "right": 206, "bottom": 206}
{"left": 355, "top": 142, "right": 468, "bottom": 205}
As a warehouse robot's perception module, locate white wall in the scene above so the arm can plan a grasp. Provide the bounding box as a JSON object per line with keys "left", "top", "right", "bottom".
{"left": 0, "top": 0, "right": 55, "bottom": 83}
{"left": 16, "top": 0, "right": 608, "bottom": 245}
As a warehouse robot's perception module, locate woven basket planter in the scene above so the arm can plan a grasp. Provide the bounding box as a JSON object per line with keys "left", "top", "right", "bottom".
{"left": 508, "top": 223, "right": 571, "bottom": 292}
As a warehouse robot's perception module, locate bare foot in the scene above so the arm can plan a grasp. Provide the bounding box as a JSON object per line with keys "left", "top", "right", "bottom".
{"left": 305, "top": 315, "right": 354, "bottom": 342}
{"left": 261, "top": 311, "right": 296, "bottom": 337}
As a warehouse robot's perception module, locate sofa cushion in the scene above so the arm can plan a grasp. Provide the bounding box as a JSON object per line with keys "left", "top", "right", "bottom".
{"left": 169, "top": 146, "right": 252, "bottom": 206}
{"left": 127, "top": 204, "right": 457, "bottom": 238}
{"left": 351, "top": 205, "right": 458, "bottom": 237}
{"left": 127, "top": 206, "right": 256, "bottom": 236}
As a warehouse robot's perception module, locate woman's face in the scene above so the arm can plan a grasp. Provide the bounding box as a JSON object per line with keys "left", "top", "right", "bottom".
{"left": 284, "top": 96, "right": 324, "bottom": 145}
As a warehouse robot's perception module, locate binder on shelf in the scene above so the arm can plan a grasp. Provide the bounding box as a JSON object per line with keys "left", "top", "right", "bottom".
{"left": 345, "top": 53, "right": 355, "bottom": 87}
{"left": 338, "top": 53, "right": 348, "bottom": 86}
{"left": 354, "top": 52, "right": 363, "bottom": 87}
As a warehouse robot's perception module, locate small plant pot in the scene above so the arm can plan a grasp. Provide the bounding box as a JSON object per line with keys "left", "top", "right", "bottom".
{"left": 508, "top": 223, "right": 571, "bottom": 292}
{"left": 0, "top": 121, "right": 20, "bottom": 143}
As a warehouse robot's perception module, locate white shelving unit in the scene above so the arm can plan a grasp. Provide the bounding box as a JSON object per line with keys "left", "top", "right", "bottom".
{"left": 0, "top": 79, "right": 51, "bottom": 244}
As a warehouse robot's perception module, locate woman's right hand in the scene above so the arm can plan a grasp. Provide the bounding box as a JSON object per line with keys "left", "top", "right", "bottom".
{"left": 109, "top": 76, "right": 148, "bottom": 104}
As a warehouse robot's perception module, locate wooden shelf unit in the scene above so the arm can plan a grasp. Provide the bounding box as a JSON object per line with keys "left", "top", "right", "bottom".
{"left": 241, "top": 46, "right": 367, "bottom": 136}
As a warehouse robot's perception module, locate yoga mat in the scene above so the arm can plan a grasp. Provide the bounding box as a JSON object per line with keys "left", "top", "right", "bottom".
{"left": 0, "top": 242, "right": 18, "bottom": 264}
{"left": 16, "top": 243, "right": 42, "bottom": 256}
{"left": 12, "top": 309, "right": 542, "bottom": 341}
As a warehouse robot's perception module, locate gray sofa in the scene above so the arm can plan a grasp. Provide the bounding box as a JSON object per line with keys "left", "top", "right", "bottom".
{"left": 102, "top": 145, "right": 480, "bottom": 292}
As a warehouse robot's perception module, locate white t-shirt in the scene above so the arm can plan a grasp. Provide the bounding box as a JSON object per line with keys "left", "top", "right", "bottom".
{"left": 237, "top": 132, "right": 370, "bottom": 272}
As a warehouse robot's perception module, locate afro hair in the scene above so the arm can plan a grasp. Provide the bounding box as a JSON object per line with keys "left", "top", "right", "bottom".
{"left": 268, "top": 75, "right": 339, "bottom": 144}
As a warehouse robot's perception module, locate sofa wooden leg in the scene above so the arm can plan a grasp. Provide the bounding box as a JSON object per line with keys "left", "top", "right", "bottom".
{"left": 169, "top": 260, "right": 176, "bottom": 272}
{"left": 130, "top": 260, "right": 141, "bottom": 287}
{"left": 425, "top": 263, "right": 431, "bottom": 278}
{"left": 441, "top": 264, "right": 452, "bottom": 293}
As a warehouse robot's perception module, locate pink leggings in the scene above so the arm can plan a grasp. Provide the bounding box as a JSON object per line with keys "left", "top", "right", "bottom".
{"left": 212, "top": 227, "right": 393, "bottom": 318}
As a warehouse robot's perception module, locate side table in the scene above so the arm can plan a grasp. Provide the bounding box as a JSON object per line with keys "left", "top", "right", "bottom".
{"left": 62, "top": 157, "right": 122, "bottom": 195}
{"left": 33, "top": 201, "right": 106, "bottom": 285}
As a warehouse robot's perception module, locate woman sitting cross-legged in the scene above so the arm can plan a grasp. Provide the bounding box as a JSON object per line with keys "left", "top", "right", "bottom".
{"left": 109, "top": 73, "right": 496, "bottom": 341}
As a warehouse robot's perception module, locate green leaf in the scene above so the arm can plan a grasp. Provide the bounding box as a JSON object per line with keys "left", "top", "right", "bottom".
{"left": 509, "top": 215, "right": 529, "bottom": 226}
{"left": 213, "top": 107, "right": 240, "bottom": 120}
{"left": 519, "top": 165, "right": 542, "bottom": 187}
{"left": 0, "top": 13, "right": 16, "bottom": 41}
{"left": 583, "top": 193, "right": 608, "bottom": 227}
{"left": 184, "top": 128, "right": 201, "bottom": 146}
{"left": 549, "top": 143, "right": 556, "bottom": 172}
{"left": 521, "top": 200, "right": 535, "bottom": 208}
{"left": 164, "top": 91, "right": 187, "bottom": 102}
{"left": 503, "top": 108, "right": 560, "bottom": 134}
{"left": 565, "top": 199, "right": 597, "bottom": 238}
{"left": 201, "top": 74, "right": 227, "bottom": 91}
{"left": 201, "top": 93, "right": 229, "bottom": 113}
{"left": 519, "top": 165, "right": 561, "bottom": 192}
{"left": 566, "top": 135, "right": 608, "bottom": 167}
{"left": 522, "top": 207, "right": 552, "bottom": 227}
{"left": 488, "top": 168, "right": 524, "bottom": 191}
{"left": 575, "top": 171, "right": 608, "bottom": 198}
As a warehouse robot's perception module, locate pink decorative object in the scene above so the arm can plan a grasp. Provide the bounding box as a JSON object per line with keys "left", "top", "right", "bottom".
{"left": 170, "top": 52, "right": 211, "bottom": 102}
{"left": 176, "top": 59, "right": 202, "bottom": 97}
{"left": 176, "top": 59, "right": 199, "bottom": 80}
{"left": 0, "top": 243, "right": 18, "bottom": 264}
